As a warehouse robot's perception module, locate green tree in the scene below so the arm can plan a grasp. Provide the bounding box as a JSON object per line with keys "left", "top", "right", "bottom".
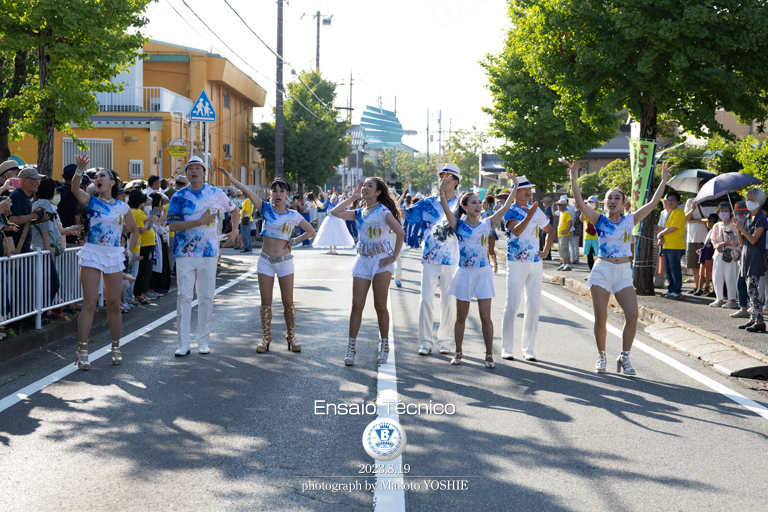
{"left": 363, "top": 158, "right": 381, "bottom": 179}
{"left": 441, "top": 129, "right": 489, "bottom": 190}
{"left": 735, "top": 137, "right": 768, "bottom": 193}
{"left": 482, "top": 41, "right": 621, "bottom": 195}
{"left": 509, "top": 0, "right": 768, "bottom": 294}
{"left": 704, "top": 136, "right": 743, "bottom": 175}
{"left": 250, "top": 70, "right": 349, "bottom": 193}
{"left": 0, "top": 49, "right": 35, "bottom": 162}
{"left": 0, "top": 0, "right": 152, "bottom": 175}
{"left": 576, "top": 159, "right": 632, "bottom": 201}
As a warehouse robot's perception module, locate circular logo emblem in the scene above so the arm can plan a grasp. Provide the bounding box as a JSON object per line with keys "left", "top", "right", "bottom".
{"left": 362, "top": 418, "right": 407, "bottom": 461}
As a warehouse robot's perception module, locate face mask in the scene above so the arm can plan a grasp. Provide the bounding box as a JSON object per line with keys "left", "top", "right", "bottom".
{"left": 746, "top": 201, "right": 760, "bottom": 211}
{"left": 719, "top": 212, "right": 731, "bottom": 221}
{"left": 51, "top": 194, "right": 61, "bottom": 206}
{"left": 144, "top": 206, "right": 151, "bottom": 215}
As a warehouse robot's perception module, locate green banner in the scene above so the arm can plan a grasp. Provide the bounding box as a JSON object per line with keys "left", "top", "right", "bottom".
{"left": 629, "top": 138, "right": 657, "bottom": 235}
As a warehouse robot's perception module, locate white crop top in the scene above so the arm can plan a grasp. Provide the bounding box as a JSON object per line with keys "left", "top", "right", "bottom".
{"left": 594, "top": 213, "right": 634, "bottom": 258}
{"left": 455, "top": 217, "right": 492, "bottom": 268}
{"left": 355, "top": 204, "right": 393, "bottom": 258}
{"left": 260, "top": 202, "right": 304, "bottom": 241}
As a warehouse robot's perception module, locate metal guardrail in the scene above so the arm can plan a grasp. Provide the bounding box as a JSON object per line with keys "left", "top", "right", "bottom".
{"left": 0, "top": 247, "right": 100, "bottom": 330}
{"left": 95, "top": 87, "right": 194, "bottom": 114}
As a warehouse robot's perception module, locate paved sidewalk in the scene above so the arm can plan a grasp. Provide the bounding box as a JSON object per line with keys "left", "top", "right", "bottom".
{"left": 541, "top": 252, "right": 768, "bottom": 379}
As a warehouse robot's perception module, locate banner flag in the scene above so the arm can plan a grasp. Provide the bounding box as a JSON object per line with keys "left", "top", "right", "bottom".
{"left": 629, "top": 138, "right": 657, "bottom": 235}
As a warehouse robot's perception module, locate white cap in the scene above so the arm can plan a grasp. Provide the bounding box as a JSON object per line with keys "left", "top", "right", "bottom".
{"left": 182, "top": 155, "right": 206, "bottom": 174}
{"left": 514, "top": 175, "right": 532, "bottom": 189}
{"left": 439, "top": 163, "right": 462, "bottom": 180}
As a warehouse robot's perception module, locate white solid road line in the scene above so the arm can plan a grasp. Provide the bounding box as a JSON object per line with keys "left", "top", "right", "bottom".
{"left": 541, "top": 289, "right": 768, "bottom": 422}
{"left": 373, "top": 290, "right": 406, "bottom": 512}
{"left": 0, "top": 265, "right": 259, "bottom": 415}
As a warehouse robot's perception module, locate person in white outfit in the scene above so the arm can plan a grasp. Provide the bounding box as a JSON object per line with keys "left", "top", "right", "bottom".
{"left": 501, "top": 176, "right": 554, "bottom": 361}
{"left": 167, "top": 156, "right": 238, "bottom": 356}
{"left": 710, "top": 202, "right": 740, "bottom": 309}
{"left": 560, "top": 194, "right": 579, "bottom": 264}
{"left": 404, "top": 163, "right": 462, "bottom": 355}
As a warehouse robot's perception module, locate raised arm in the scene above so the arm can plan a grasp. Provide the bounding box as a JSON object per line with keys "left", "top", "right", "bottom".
{"left": 438, "top": 179, "right": 457, "bottom": 230}
{"left": 330, "top": 181, "right": 361, "bottom": 221}
{"left": 70, "top": 155, "right": 93, "bottom": 207}
{"left": 490, "top": 172, "right": 518, "bottom": 226}
{"left": 568, "top": 161, "right": 600, "bottom": 225}
{"left": 216, "top": 167, "right": 263, "bottom": 212}
{"left": 634, "top": 161, "right": 672, "bottom": 224}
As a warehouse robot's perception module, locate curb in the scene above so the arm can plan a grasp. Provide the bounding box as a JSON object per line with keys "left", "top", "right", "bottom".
{"left": 542, "top": 271, "right": 768, "bottom": 379}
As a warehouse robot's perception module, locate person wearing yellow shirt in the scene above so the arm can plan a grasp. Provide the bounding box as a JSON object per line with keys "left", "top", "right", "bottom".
{"left": 555, "top": 198, "right": 573, "bottom": 270}
{"left": 163, "top": 202, "right": 176, "bottom": 275}
{"left": 240, "top": 197, "right": 254, "bottom": 253}
{"left": 128, "top": 189, "right": 157, "bottom": 304}
{"left": 657, "top": 190, "right": 686, "bottom": 298}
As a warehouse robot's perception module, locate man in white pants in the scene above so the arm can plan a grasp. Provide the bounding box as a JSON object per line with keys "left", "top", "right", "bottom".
{"left": 167, "top": 156, "right": 238, "bottom": 356}
{"left": 560, "top": 194, "right": 579, "bottom": 264}
{"left": 502, "top": 177, "right": 554, "bottom": 361}
{"left": 405, "top": 164, "right": 461, "bottom": 355}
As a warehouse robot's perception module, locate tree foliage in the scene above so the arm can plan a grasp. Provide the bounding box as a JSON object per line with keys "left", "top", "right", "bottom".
{"left": 441, "top": 129, "right": 488, "bottom": 190}
{"left": 482, "top": 36, "right": 621, "bottom": 194}
{"left": 250, "top": 70, "right": 349, "bottom": 192}
{"left": 735, "top": 137, "right": 768, "bottom": 193}
{"left": 0, "top": 0, "right": 152, "bottom": 175}
{"left": 576, "top": 159, "right": 631, "bottom": 201}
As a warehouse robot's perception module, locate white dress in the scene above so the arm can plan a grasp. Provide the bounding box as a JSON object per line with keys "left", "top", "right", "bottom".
{"left": 313, "top": 209, "right": 355, "bottom": 248}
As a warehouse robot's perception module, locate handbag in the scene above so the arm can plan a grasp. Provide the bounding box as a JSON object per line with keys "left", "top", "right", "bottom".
{"left": 2, "top": 232, "right": 14, "bottom": 257}
{"left": 722, "top": 248, "right": 733, "bottom": 263}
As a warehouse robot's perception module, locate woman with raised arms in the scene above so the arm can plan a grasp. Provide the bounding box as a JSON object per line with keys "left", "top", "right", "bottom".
{"left": 217, "top": 167, "right": 315, "bottom": 353}
{"left": 439, "top": 172, "right": 518, "bottom": 369}
{"left": 568, "top": 160, "right": 672, "bottom": 375}
{"left": 331, "top": 178, "right": 405, "bottom": 366}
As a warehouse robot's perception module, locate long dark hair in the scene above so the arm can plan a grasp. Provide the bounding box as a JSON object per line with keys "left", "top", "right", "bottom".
{"left": 367, "top": 177, "right": 400, "bottom": 222}
{"left": 433, "top": 192, "right": 472, "bottom": 242}
{"left": 79, "top": 170, "right": 123, "bottom": 243}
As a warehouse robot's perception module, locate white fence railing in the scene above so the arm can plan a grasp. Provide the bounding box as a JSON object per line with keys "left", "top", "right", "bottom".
{"left": 95, "top": 87, "right": 194, "bottom": 115}
{"left": 1, "top": 247, "right": 98, "bottom": 330}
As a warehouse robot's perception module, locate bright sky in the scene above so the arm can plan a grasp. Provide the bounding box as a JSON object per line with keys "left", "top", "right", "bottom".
{"left": 144, "top": 0, "right": 509, "bottom": 153}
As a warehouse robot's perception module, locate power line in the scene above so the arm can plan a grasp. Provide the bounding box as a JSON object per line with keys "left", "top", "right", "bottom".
{"left": 179, "top": 0, "right": 277, "bottom": 86}
{"left": 164, "top": 0, "right": 221, "bottom": 54}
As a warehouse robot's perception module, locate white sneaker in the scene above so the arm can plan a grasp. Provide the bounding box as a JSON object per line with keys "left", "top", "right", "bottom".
{"left": 438, "top": 345, "right": 451, "bottom": 354}
{"left": 722, "top": 300, "right": 738, "bottom": 309}
{"left": 523, "top": 353, "right": 537, "bottom": 361}
{"left": 198, "top": 343, "right": 210, "bottom": 355}
{"left": 418, "top": 342, "right": 433, "bottom": 355}
{"left": 709, "top": 300, "right": 725, "bottom": 307}
{"left": 501, "top": 351, "right": 514, "bottom": 360}
{"left": 175, "top": 345, "right": 191, "bottom": 357}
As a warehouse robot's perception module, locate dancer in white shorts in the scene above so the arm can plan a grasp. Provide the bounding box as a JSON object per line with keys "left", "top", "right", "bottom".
{"left": 331, "top": 178, "right": 404, "bottom": 366}
{"left": 71, "top": 155, "right": 140, "bottom": 370}
{"left": 440, "top": 172, "right": 517, "bottom": 369}
{"left": 217, "top": 168, "right": 315, "bottom": 353}
{"left": 569, "top": 160, "right": 672, "bottom": 375}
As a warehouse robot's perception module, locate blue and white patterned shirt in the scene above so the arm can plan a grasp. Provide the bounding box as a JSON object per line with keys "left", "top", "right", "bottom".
{"left": 595, "top": 213, "right": 634, "bottom": 258}
{"left": 455, "top": 218, "right": 492, "bottom": 268}
{"left": 167, "top": 185, "right": 235, "bottom": 258}
{"left": 355, "top": 204, "right": 393, "bottom": 258}
{"left": 405, "top": 195, "right": 459, "bottom": 265}
{"left": 86, "top": 196, "right": 130, "bottom": 247}
{"left": 504, "top": 205, "right": 549, "bottom": 263}
{"left": 260, "top": 202, "right": 304, "bottom": 241}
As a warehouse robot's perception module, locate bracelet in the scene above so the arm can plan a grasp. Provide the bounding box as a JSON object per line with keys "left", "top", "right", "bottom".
{"left": 75, "top": 169, "right": 84, "bottom": 176}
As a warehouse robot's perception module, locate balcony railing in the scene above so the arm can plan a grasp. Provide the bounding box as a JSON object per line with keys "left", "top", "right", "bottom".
{"left": 95, "top": 87, "right": 194, "bottom": 115}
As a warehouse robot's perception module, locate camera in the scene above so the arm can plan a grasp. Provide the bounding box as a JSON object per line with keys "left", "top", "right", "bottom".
{"left": 48, "top": 211, "right": 57, "bottom": 221}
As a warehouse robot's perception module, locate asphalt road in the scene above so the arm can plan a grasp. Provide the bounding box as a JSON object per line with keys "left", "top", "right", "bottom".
{"left": 0, "top": 245, "right": 767, "bottom": 511}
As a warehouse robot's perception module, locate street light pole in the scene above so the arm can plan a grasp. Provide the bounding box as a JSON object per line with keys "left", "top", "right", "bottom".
{"left": 316, "top": 10, "right": 320, "bottom": 72}
{"left": 275, "top": 0, "right": 284, "bottom": 179}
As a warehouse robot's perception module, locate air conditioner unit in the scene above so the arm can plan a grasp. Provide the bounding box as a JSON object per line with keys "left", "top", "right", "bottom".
{"left": 223, "top": 143, "right": 232, "bottom": 159}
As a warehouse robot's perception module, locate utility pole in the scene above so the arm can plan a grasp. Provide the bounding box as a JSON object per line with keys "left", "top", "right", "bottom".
{"left": 426, "top": 107, "right": 430, "bottom": 171}
{"left": 349, "top": 70, "right": 353, "bottom": 123}
{"left": 392, "top": 96, "right": 397, "bottom": 183}
{"left": 275, "top": 0, "right": 284, "bottom": 178}
{"left": 438, "top": 109, "right": 442, "bottom": 171}
{"left": 448, "top": 118, "right": 452, "bottom": 154}
{"left": 315, "top": 10, "right": 320, "bottom": 71}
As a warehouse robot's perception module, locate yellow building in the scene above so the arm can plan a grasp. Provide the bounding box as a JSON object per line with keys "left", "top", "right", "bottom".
{"left": 11, "top": 40, "right": 268, "bottom": 187}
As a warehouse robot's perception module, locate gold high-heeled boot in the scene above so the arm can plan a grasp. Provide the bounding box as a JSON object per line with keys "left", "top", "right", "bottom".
{"left": 285, "top": 305, "right": 301, "bottom": 352}
{"left": 257, "top": 305, "right": 272, "bottom": 353}
{"left": 491, "top": 253, "right": 498, "bottom": 273}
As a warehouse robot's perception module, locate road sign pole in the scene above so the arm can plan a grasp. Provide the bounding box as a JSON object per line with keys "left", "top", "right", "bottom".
{"left": 204, "top": 121, "right": 209, "bottom": 184}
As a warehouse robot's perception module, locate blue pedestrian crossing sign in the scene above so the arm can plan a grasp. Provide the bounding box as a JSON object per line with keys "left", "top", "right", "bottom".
{"left": 190, "top": 89, "right": 216, "bottom": 122}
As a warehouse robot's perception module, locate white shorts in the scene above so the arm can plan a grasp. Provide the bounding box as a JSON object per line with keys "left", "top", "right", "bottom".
{"left": 78, "top": 243, "right": 125, "bottom": 274}
{"left": 446, "top": 266, "right": 495, "bottom": 301}
{"left": 257, "top": 254, "right": 295, "bottom": 277}
{"left": 586, "top": 259, "right": 634, "bottom": 294}
{"left": 352, "top": 253, "right": 394, "bottom": 281}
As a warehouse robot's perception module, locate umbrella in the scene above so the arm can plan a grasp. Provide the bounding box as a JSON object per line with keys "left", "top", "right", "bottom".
{"left": 666, "top": 168, "right": 715, "bottom": 193}
{"left": 694, "top": 172, "right": 761, "bottom": 209}
{"left": 696, "top": 191, "right": 742, "bottom": 209}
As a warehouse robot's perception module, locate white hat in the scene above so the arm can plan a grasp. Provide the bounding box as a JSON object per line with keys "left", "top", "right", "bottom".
{"left": 587, "top": 195, "right": 599, "bottom": 203}
{"left": 556, "top": 198, "right": 568, "bottom": 205}
{"left": 514, "top": 175, "right": 532, "bottom": 189}
{"left": 415, "top": 193, "right": 424, "bottom": 199}
{"left": 559, "top": 194, "right": 569, "bottom": 202}
{"left": 182, "top": 156, "right": 206, "bottom": 174}
{"left": 439, "top": 163, "right": 462, "bottom": 180}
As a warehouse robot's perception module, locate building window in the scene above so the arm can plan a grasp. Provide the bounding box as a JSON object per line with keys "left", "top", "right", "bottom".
{"left": 62, "top": 137, "right": 113, "bottom": 171}
{"left": 129, "top": 159, "right": 144, "bottom": 178}
{"left": 223, "top": 93, "right": 231, "bottom": 110}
